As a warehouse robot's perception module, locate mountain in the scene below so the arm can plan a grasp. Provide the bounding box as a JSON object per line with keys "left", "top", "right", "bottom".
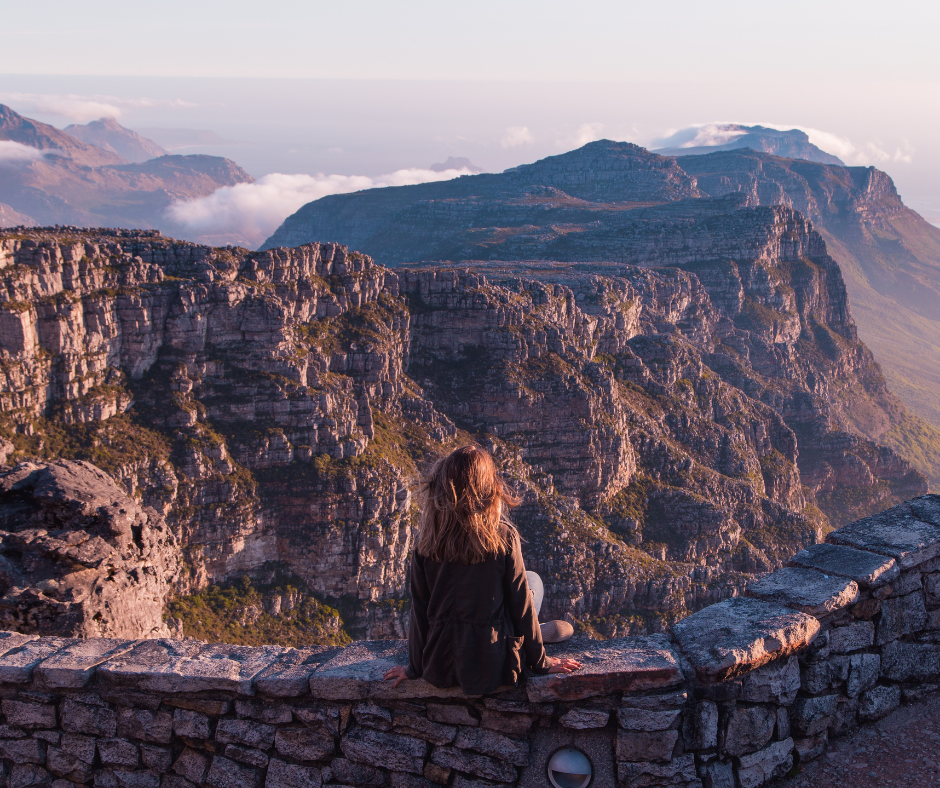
{"left": 0, "top": 104, "right": 125, "bottom": 168}
{"left": 0, "top": 226, "right": 925, "bottom": 641}
{"left": 431, "top": 156, "right": 484, "bottom": 173}
{"left": 0, "top": 104, "right": 253, "bottom": 232}
{"left": 64, "top": 117, "right": 168, "bottom": 163}
{"left": 262, "top": 140, "right": 940, "bottom": 488}
{"left": 0, "top": 203, "right": 34, "bottom": 228}
{"left": 654, "top": 124, "right": 844, "bottom": 165}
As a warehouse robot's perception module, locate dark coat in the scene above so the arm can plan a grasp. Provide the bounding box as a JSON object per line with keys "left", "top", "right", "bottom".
{"left": 405, "top": 527, "right": 550, "bottom": 695}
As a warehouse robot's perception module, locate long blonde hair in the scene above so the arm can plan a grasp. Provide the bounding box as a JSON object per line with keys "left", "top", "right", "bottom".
{"left": 416, "top": 444, "right": 520, "bottom": 564}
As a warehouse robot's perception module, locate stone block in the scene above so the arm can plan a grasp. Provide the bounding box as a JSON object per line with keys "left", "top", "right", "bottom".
{"left": 615, "top": 728, "right": 678, "bottom": 762}
{"left": 859, "top": 684, "right": 901, "bottom": 721}
{"left": 847, "top": 653, "right": 880, "bottom": 698}
{"left": 877, "top": 592, "right": 928, "bottom": 645}
{"left": 829, "top": 621, "right": 874, "bottom": 653}
{"left": 852, "top": 599, "right": 881, "bottom": 620}
{"left": 273, "top": 727, "right": 334, "bottom": 762}
{"left": 235, "top": 699, "right": 293, "bottom": 725}
{"left": 788, "top": 542, "right": 899, "bottom": 589}
{"left": 390, "top": 775, "right": 436, "bottom": 788}
{"left": 683, "top": 701, "right": 718, "bottom": 750}
{"left": 98, "top": 639, "right": 285, "bottom": 695}
{"left": 894, "top": 571, "right": 923, "bottom": 595}
{"left": 116, "top": 708, "right": 172, "bottom": 744}
{"left": 617, "top": 753, "right": 696, "bottom": 787}
{"left": 217, "top": 718, "right": 276, "bottom": 750}
{"left": 621, "top": 689, "right": 688, "bottom": 709}
{"left": 746, "top": 567, "right": 859, "bottom": 616}
{"left": 791, "top": 694, "right": 838, "bottom": 737}
{"left": 794, "top": 733, "right": 826, "bottom": 762}
{"left": 60, "top": 732, "right": 95, "bottom": 763}
{"left": 526, "top": 635, "right": 683, "bottom": 702}
{"left": 140, "top": 744, "right": 172, "bottom": 772}
{"left": 61, "top": 697, "right": 117, "bottom": 737}
{"left": 617, "top": 707, "right": 680, "bottom": 731}
{"left": 720, "top": 704, "right": 775, "bottom": 757}
{"left": 98, "top": 739, "right": 140, "bottom": 768}
{"left": 829, "top": 696, "right": 859, "bottom": 737}
{"left": 163, "top": 698, "right": 232, "bottom": 716}
{"left": 264, "top": 758, "right": 321, "bottom": 788}
{"left": 423, "top": 762, "right": 451, "bottom": 785}
{"left": 309, "top": 641, "right": 467, "bottom": 701}
{"left": 671, "top": 597, "right": 820, "bottom": 683}
{"left": 702, "top": 759, "right": 734, "bottom": 788}
{"left": 0, "top": 638, "right": 72, "bottom": 683}
{"left": 740, "top": 655, "right": 800, "bottom": 704}
{"left": 925, "top": 573, "right": 940, "bottom": 606}
{"left": 254, "top": 647, "right": 340, "bottom": 697}
{"left": 775, "top": 707, "right": 790, "bottom": 740}
{"left": 558, "top": 708, "right": 610, "bottom": 729}
{"left": 47, "top": 746, "right": 94, "bottom": 781}
{"left": 911, "top": 495, "right": 940, "bottom": 527}
{"left": 393, "top": 712, "right": 457, "bottom": 744}
{"left": 293, "top": 705, "right": 349, "bottom": 736}
{"left": 828, "top": 507, "right": 940, "bottom": 569}
{"left": 426, "top": 704, "right": 478, "bottom": 727}
{"left": 800, "top": 661, "right": 832, "bottom": 695}
{"left": 479, "top": 708, "right": 535, "bottom": 736}
{"left": 354, "top": 702, "right": 393, "bottom": 729}
{"left": 880, "top": 639, "right": 940, "bottom": 682}
{"left": 0, "top": 736, "right": 45, "bottom": 764}
{"left": 1, "top": 699, "right": 56, "bottom": 728}
{"left": 35, "top": 638, "right": 137, "bottom": 689}
{"left": 324, "top": 757, "right": 386, "bottom": 786}
{"left": 0, "top": 631, "right": 37, "bottom": 657}
{"left": 172, "top": 708, "right": 211, "bottom": 740}
{"left": 224, "top": 745, "right": 268, "bottom": 769}
{"left": 430, "top": 745, "right": 517, "bottom": 783}
{"left": 206, "top": 755, "right": 261, "bottom": 788}
{"left": 8, "top": 764, "right": 51, "bottom": 788}
{"left": 342, "top": 727, "right": 427, "bottom": 775}
{"left": 454, "top": 726, "right": 529, "bottom": 766}
{"left": 110, "top": 769, "right": 160, "bottom": 788}
{"left": 735, "top": 737, "right": 793, "bottom": 788}
{"left": 172, "top": 748, "right": 209, "bottom": 784}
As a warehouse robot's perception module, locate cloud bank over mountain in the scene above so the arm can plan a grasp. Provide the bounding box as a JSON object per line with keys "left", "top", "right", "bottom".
{"left": 167, "top": 166, "right": 476, "bottom": 248}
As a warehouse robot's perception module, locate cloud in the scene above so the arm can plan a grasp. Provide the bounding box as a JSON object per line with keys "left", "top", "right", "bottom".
{"left": 167, "top": 166, "right": 476, "bottom": 248}
{"left": 652, "top": 122, "right": 914, "bottom": 166}
{"left": 501, "top": 126, "right": 534, "bottom": 148}
{"left": 574, "top": 123, "right": 605, "bottom": 147}
{"left": 0, "top": 140, "right": 51, "bottom": 164}
{"left": 0, "top": 92, "right": 195, "bottom": 123}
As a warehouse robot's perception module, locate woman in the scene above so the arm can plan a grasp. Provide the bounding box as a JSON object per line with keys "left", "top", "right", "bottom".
{"left": 384, "top": 444, "right": 581, "bottom": 694}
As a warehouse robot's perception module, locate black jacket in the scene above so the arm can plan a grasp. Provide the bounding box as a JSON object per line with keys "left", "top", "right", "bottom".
{"left": 405, "top": 527, "right": 550, "bottom": 695}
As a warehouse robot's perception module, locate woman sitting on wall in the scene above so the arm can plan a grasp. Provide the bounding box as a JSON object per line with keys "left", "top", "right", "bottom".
{"left": 384, "top": 444, "right": 581, "bottom": 694}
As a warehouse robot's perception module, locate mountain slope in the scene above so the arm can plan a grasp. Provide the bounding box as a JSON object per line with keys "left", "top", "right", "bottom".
{"left": 64, "top": 117, "right": 168, "bottom": 163}
{"left": 262, "top": 141, "right": 940, "bottom": 488}
{"left": 0, "top": 104, "right": 253, "bottom": 232}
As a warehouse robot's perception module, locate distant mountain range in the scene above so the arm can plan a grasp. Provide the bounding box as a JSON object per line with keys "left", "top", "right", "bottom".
{"left": 0, "top": 105, "right": 252, "bottom": 231}
{"left": 262, "top": 140, "right": 940, "bottom": 488}
{"left": 654, "top": 124, "right": 844, "bottom": 165}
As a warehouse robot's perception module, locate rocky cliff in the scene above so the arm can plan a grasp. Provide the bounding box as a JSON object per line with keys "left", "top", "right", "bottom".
{"left": 0, "top": 225, "right": 925, "bottom": 642}
{"left": 262, "top": 140, "right": 940, "bottom": 488}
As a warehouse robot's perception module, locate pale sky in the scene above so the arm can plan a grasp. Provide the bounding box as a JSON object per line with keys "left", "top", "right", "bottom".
{"left": 2, "top": 1, "right": 939, "bottom": 241}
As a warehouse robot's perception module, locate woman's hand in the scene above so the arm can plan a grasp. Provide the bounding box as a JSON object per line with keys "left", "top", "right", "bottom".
{"left": 546, "top": 656, "right": 582, "bottom": 674}
{"left": 383, "top": 665, "right": 410, "bottom": 688}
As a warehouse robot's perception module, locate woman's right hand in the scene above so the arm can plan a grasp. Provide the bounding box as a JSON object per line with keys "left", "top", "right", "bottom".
{"left": 546, "top": 656, "right": 582, "bottom": 674}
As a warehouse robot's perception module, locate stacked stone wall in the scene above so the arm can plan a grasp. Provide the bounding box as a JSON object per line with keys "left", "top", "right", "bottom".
{"left": 0, "top": 494, "right": 937, "bottom": 788}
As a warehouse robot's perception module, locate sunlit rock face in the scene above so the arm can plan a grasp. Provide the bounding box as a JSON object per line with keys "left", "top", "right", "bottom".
{"left": 0, "top": 225, "right": 925, "bottom": 639}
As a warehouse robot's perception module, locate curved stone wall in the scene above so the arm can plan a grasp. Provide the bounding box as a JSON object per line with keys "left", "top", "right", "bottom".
{"left": 0, "top": 493, "right": 938, "bottom": 788}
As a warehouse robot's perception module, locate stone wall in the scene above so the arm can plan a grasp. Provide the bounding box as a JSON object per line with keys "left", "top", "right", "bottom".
{"left": 0, "top": 493, "right": 938, "bottom": 788}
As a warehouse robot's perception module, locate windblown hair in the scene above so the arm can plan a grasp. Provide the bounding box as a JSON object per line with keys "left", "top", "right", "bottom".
{"left": 416, "top": 444, "right": 520, "bottom": 564}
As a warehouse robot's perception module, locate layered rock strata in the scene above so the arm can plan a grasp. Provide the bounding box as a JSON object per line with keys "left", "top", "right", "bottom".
{"left": 0, "top": 227, "right": 926, "bottom": 639}
{"left": 0, "top": 494, "right": 936, "bottom": 788}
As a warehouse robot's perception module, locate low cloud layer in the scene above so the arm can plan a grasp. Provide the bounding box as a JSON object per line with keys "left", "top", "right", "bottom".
{"left": 0, "top": 92, "right": 195, "bottom": 123}
{"left": 653, "top": 122, "right": 913, "bottom": 166}
{"left": 0, "top": 140, "right": 50, "bottom": 164}
{"left": 501, "top": 126, "right": 534, "bottom": 148}
{"left": 167, "top": 166, "right": 476, "bottom": 248}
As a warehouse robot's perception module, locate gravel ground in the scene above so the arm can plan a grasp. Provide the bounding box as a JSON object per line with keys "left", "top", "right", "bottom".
{"left": 775, "top": 689, "right": 940, "bottom": 787}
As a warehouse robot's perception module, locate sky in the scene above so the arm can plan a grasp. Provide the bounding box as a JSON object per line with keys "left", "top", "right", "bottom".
{"left": 2, "top": 0, "right": 939, "bottom": 244}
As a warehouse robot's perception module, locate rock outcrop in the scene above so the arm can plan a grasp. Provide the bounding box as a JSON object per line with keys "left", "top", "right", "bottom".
{"left": 0, "top": 459, "right": 179, "bottom": 638}
{"left": 0, "top": 226, "right": 926, "bottom": 639}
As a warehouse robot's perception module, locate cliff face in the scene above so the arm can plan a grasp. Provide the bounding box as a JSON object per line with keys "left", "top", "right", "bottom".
{"left": 263, "top": 141, "right": 940, "bottom": 489}
{"left": 0, "top": 225, "right": 925, "bottom": 641}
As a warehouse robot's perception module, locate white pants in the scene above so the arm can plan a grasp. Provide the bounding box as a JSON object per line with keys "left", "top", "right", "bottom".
{"left": 526, "top": 571, "right": 544, "bottom": 617}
